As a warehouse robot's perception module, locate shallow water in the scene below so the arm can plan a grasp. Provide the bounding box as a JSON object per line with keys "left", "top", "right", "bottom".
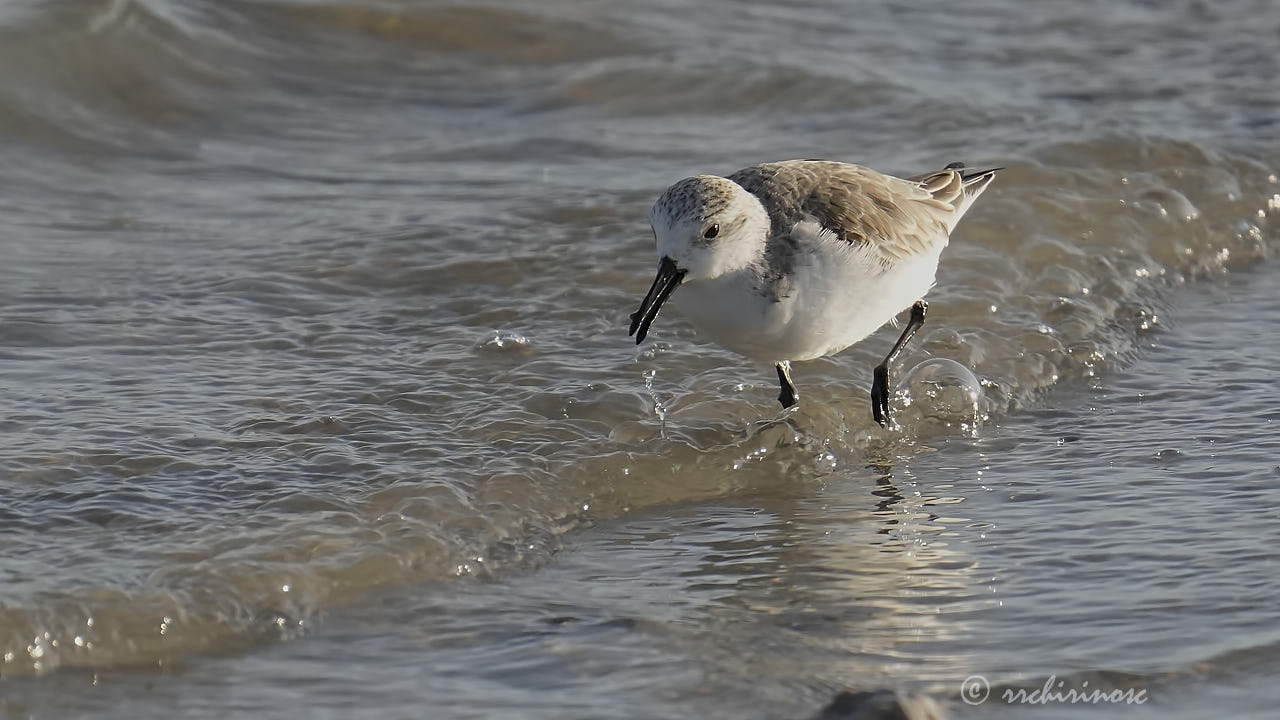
{"left": 1, "top": 0, "right": 1278, "bottom": 717}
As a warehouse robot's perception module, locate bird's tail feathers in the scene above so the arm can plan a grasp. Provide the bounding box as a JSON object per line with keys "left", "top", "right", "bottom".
{"left": 916, "top": 162, "right": 1002, "bottom": 232}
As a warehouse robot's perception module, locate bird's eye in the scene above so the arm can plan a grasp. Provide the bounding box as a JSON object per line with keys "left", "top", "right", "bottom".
{"left": 703, "top": 224, "right": 720, "bottom": 239}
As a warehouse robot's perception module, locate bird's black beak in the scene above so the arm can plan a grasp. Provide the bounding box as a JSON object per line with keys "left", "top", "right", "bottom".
{"left": 628, "top": 256, "right": 685, "bottom": 344}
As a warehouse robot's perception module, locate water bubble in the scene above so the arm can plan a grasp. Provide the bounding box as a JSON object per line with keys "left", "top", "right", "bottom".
{"left": 1136, "top": 187, "right": 1199, "bottom": 221}
{"left": 898, "top": 358, "right": 984, "bottom": 425}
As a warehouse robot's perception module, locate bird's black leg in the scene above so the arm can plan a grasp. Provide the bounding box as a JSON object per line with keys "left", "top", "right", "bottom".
{"left": 871, "top": 300, "right": 928, "bottom": 427}
{"left": 776, "top": 361, "right": 798, "bottom": 409}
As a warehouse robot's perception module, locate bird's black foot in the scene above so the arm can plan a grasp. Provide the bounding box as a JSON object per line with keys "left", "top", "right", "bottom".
{"left": 870, "top": 299, "right": 928, "bottom": 427}
{"left": 778, "top": 387, "right": 798, "bottom": 409}
{"left": 776, "top": 362, "right": 799, "bottom": 409}
{"left": 870, "top": 363, "right": 890, "bottom": 427}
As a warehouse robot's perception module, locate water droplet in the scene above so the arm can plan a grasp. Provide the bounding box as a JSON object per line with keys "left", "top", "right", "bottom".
{"left": 476, "top": 330, "right": 532, "bottom": 353}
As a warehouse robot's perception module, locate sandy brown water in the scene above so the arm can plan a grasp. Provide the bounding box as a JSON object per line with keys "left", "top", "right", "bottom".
{"left": 1, "top": 0, "right": 1279, "bottom": 717}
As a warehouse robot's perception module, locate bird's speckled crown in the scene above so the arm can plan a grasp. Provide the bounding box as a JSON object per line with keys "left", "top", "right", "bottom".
{"left": 651, "top": 175, "right": 740, "bottom": 227}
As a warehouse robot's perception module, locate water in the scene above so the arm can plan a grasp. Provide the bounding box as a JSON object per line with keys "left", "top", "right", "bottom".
{"left": 1, "top": 0, "right": 1278, "bottom": 717}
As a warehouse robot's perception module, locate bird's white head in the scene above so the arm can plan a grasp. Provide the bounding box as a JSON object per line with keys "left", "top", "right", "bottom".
{"left": 648, "top": 175, "right": 771, "bottom": 281}
{"left": 628, "top": 175, "right": 771, "bottom": 344}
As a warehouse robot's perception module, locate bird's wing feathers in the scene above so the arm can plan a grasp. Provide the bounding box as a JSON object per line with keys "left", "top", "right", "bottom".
{"left": 728, "top": 160, "right": 995, "bottom": 265}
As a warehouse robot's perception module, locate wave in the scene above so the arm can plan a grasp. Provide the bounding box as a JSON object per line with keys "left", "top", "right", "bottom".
{"left": 0, "top": 0, "right": 648, "bottom": 157}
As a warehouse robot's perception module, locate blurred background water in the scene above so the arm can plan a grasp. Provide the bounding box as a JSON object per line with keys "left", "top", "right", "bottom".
{"left": 1, "top": 0, "right": 1278, "bottom": 718}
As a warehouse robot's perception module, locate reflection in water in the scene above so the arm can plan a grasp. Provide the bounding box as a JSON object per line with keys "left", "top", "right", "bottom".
{"left": 867, "top": 461, "right": 905, "bottom": 521}
{"left": 316, "top": 471, "right": 993, "bottom": 718}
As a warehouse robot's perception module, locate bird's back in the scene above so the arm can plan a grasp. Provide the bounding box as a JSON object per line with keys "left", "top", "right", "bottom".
{"left": 728, "top": 160, "right": 999, "bottom": 266}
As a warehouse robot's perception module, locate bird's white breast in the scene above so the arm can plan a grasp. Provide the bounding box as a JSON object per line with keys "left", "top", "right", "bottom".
{"left": 673, "top": 230, "right": 944, "bottom": 363}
